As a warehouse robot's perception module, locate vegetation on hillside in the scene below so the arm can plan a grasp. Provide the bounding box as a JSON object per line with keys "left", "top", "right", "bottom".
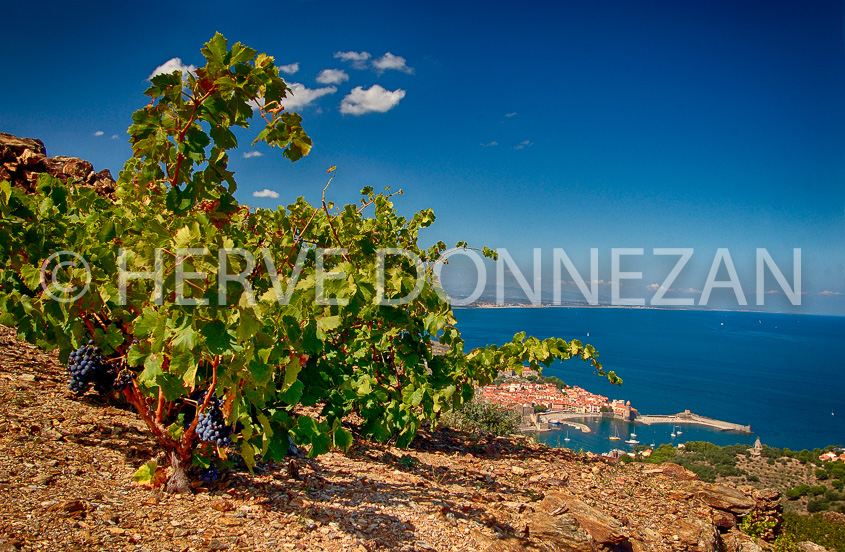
{"left": 439, "top": 397, "right": 523, "bottom": 438}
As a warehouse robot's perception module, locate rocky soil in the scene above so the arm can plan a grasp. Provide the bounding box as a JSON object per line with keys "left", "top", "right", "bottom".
{"left": 0, "top": 325, "right": 789, "bottom": 552}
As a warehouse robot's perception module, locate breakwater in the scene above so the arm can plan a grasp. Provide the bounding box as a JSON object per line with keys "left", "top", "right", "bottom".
{"left": 636, "top": 412, "right": 752, "bottom": 433}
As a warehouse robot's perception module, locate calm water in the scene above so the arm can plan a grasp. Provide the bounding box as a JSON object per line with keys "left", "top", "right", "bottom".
{"left": 452, "top": 307, "right": 845, "bottom": 454}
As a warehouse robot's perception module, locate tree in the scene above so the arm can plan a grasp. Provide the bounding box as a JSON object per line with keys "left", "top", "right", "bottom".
{"left": 0, "top": 33, "right": 618, "bottom": 493}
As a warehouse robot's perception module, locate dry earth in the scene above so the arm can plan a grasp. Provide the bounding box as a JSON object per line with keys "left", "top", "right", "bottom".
{"left": 0, "top": 325, "right": 778, "bottom": 552}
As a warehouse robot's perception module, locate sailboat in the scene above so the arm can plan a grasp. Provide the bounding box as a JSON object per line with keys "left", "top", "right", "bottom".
{"left": 630, "top": 429, "right": 637, "bottom": 438}
{"left": 670, "top": 427, "right": 677, "bottom": 438}
{"left": 609, "top": 427, "right": 621, "bottom": 441}
{"left": 677, "top": 426, "right": 683, "bottom": 436}
{"left": 625, "top": 432, "right": 640, "bottom": 445}
{"left": 564, "top": 430, "right": 571, "bottom": 443}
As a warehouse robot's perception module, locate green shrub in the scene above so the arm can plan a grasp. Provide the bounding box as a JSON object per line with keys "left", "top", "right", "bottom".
{"left": 644, "top": 444, "right": 677, "bottom": 464}
{"left": 815, "top": 468, "right": 829, "bottom": 480}
{"left": 440, "top": 398, "right": 522, "bottom": 437}
{"left": 786, "top": 484, "right": 810, "bottom": 499}
{"left": 807, "top": 498, "right": 830, "bottom": 513}
{"left": 823, "top": 489, "right": 842, "bottom": 502}
{"left": 808, "top": 485, "right": 827, "bottom": 496}
{"left": 783, "top": 512, "right": 845, "bottom": 550}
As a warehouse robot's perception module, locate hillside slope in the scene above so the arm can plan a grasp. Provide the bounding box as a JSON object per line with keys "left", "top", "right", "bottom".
{"left": 0, "top": 325, "right": 786, "bottom": 552}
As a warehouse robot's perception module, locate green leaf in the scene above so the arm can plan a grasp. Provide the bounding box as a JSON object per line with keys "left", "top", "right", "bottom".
{"left": 201, "top": 320, "right": 233, "bottom": 355}
{"left": 236, "top": 308, "right": 262, "bottom": 342}
{"left": 240, "top": 440, "right": 257, "bottom": 473}
{"left": 333, "top": 427, "right": 353, "bottom": 451}
{"left": 172, "top": 323, "right": 198, "bottom": 352}
{"left": 248, "top": 360, "right": 272, "bottom": 387}
{"left": 202, "top": 32, "right": 228, "bottom": 66}
{"left": 20, "top": 265, "right": 41, "bottom": 291}
{"left": 98, "top": 220, "right": 116, "bottom": 242}
{"left": 155, "top": 372, "right": 187, "bottom": 401}
{"left": 279, "top": 380, "right": 303, "bottom": 405}
{"left": 166, "top": 422, "right": 184, "bottom": 439}
{"left": 133, "top": 461, "right": 158, "bottom": 484}
{"left": 138, "top": 355, "right": 163, "bottom": 389}
{"left": 0, "top": 180, "right": 11, "bottom": 202}
{"left": 317, "top": 315, "right": 341, "bottom": 333}
{"left": 282, "top": 355, "right": 301, "bottom": 392}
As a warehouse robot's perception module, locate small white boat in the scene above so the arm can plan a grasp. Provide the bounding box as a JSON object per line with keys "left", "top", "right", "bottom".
{"left": 564, "top": 431, "right": 571, "bottom": 443}
{"left": 670, "top": 428, "right": 676, "bottom": 438}
{"left": 625, "top": 433, "right": 639, "bottom": 445}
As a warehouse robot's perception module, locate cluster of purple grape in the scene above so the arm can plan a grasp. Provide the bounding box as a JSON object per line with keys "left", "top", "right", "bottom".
{"left": 199, "top": 464, "right": 219, "bottom": 483}
{"left": 67, "top": 340, "right": 115, "bottom": 394}
{"left": 195, "top": 393, "right": 232, "bottom": 447}
{"left": 113, "top": 368, "right": 135, "bottom": 391}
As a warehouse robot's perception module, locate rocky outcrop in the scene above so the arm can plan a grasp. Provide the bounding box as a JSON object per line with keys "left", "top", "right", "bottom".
{"left": 0, "top": 131, "right": 115, "bottom": 196}
{"left": 689, "top": 481, "right": 757, "bottom": 515}
{"left": 795, "top": 542, "right": 831, "bottom": 552}
{"left": 468, "top": 466, "right": 787, "bottom": 552}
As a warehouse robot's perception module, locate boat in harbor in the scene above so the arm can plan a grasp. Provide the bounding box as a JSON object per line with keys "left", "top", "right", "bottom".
{"left": 609, "top": 427, "right": 621, "bottom": 441}
{"left": 670, "top": 427, "right": 677, "bottom": 437}
{"left": 564, "top": 431, "right": 571, "bottom": 443}
{"left": 625, "top": 433, "right": 640, "bottom": 445}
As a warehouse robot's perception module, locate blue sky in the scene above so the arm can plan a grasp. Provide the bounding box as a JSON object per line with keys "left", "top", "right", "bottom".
{"left": 1, "top": 0, "right": 843, "bottom": 315}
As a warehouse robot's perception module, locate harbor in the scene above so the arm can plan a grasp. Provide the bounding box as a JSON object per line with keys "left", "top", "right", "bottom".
{"left": 636, "top": 411, "right": 752, "bottom": 433}
{"left": 534, "top": 415, "right": 758, "bottom": 454}
{"left": 533, "top": 409, "right": 751, "bottom": 435}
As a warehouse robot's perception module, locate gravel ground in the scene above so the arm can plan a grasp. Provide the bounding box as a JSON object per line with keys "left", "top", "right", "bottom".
{"left": 0, "top": 326, "right": 740, "bottom": 552}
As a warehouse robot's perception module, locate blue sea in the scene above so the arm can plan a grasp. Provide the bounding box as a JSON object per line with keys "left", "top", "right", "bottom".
{"left": 452, "top": 307, "right": 845, "bottom": 454}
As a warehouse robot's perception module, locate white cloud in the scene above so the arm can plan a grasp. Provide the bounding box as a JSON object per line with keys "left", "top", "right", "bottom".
{"left": 340, "top": 85, "right": 406, "bottom": 115}
{"left": 279, "top": 62, "right": 300, "bottom": 74}
{"left": 372, "top": 52, "right": 413, "bottom": 74}
{"left": 284, "top": 83, "right": 338, "bottom": 110}
{"left": 820, "top": 290, "right": 842, "bottom": 296}
{"left": 514, "top": 140, "right": 533, "bottom": 150}
{"left": 505, "top": 112, "right": 517, "bottom": 118}
{"left": 316, "top": 69, "right": 349, "bottom": 85}
{"left": 149, "top": 57, "right": 196, "bottom": 80}
{"left": 334, "top": 51, "right": 371, "bottom": 69}
{"left": 94, "top": 131, "right": 104, "bottom": 137}
{"left": 111, "top": 134, "right": 118, "bottom": 139}
{"left": 243, "top": 151, "right": 263, "bottom": 159}
{"left": 252, "top": 189, "right": 280, "bottom": 199}
{"left": 647, "top": 283, "right": 660, "bottom": 291}
{"left": 480, "top": 141, "right": 499, "bottom": 147}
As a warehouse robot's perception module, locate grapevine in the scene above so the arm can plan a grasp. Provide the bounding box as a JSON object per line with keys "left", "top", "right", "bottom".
{"left": 0, "top": 33, "right": 618, "bottom": 493}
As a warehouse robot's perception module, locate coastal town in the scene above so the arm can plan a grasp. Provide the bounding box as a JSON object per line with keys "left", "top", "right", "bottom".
{"left": 479, "top": 367, "right": 638, "bottom": 420}
{"left": 478, "top": 366, "right": 752, "bottom": 438}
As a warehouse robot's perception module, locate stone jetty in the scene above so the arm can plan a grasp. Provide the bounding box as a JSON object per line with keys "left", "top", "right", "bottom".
{"left": 636, "top": 411, "right": 752, "bottom": 433}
